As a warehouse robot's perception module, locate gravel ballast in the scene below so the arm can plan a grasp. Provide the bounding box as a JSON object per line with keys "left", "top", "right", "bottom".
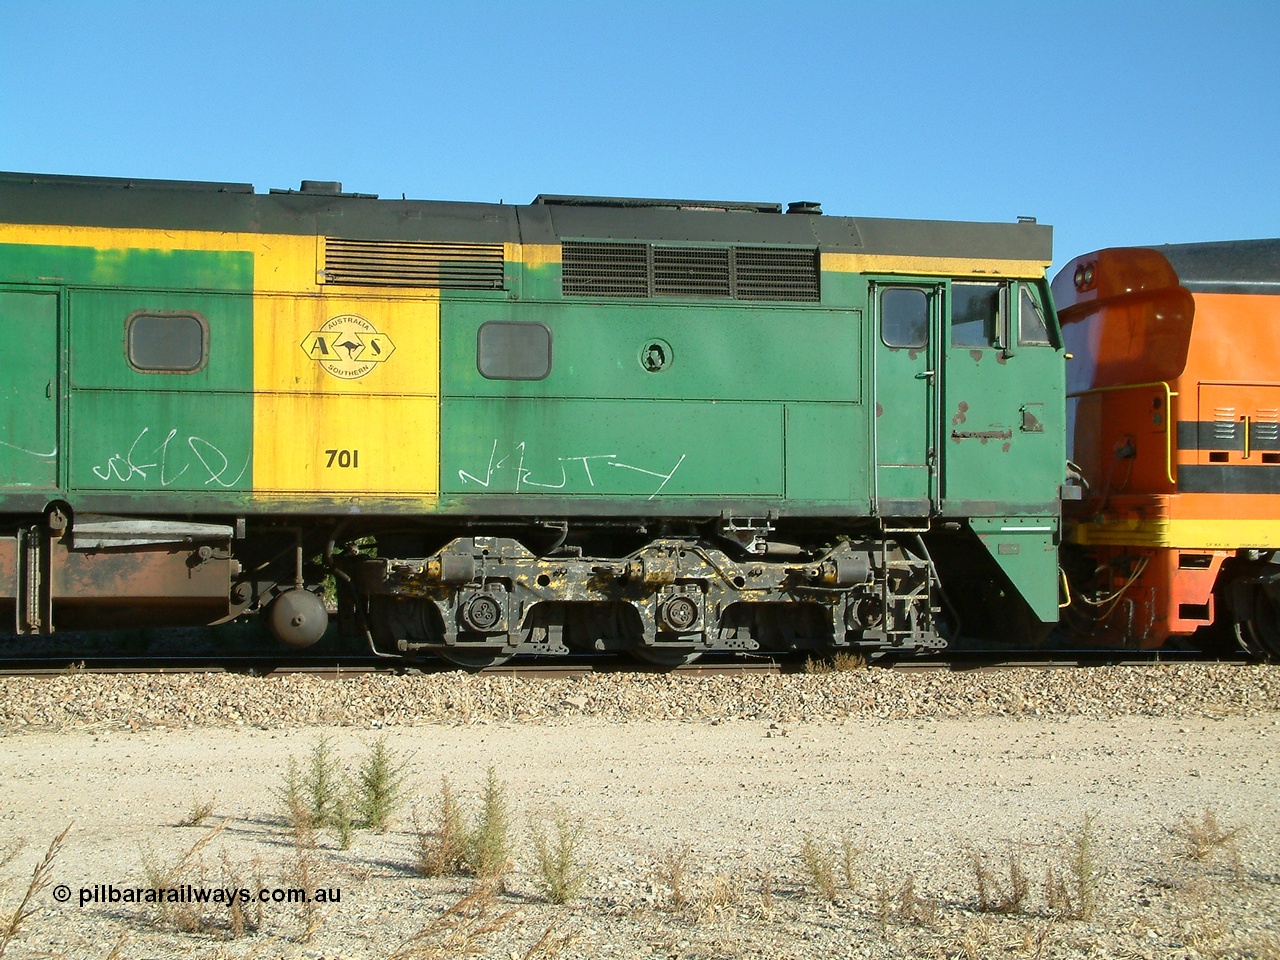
{"left": 2, "top": 662, "right": 1279, "bottom": 730}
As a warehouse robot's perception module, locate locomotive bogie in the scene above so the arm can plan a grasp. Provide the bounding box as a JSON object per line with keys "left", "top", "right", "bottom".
{"left": 358, "top": 534, "right": 942, "bottom": 667}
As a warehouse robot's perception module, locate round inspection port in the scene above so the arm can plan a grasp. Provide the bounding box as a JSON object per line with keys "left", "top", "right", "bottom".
{"left": 640, "top": 339, "right": 673, "bottom": 373}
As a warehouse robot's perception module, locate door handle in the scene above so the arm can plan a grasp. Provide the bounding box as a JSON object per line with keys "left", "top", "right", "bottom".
{"left": 45, "top": 381, "right": 52, "bottom": 399}
{"left": 914, "top": 370, "right": 935, "bottom": 380}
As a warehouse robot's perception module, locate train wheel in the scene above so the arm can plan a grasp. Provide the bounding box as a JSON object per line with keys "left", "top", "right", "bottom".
{"left": 1234, "top": 584, "right": 1280, "bottom": 662}
{"left": 437, "top": 647, "right": 515, "bottom": 670}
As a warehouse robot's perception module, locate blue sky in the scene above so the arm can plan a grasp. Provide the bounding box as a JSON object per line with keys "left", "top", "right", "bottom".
{"left": 2, "top": 0, "right": 1277, "bottom": 277}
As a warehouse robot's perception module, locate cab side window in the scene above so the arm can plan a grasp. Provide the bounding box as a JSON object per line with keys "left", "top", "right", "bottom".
{"left": 950, "top": 281, "right": 1004, "bottom": 348}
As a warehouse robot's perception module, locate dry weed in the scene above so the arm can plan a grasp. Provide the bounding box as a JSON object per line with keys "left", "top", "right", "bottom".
{"left": 1044, "top": 813, "right": 1101, "bottom": 921}
{"left": 970, "top": 844, "right": 1030, "bottom": 914}
{"left": 799, "top": 834, "right": 839, "bottom": 901}
{"left": 413, "top": 778, "right": 467, "bottom": 877}
{"left": 355, "top": 737, "right": 408, "bottom": 832}
{"left": 528, "top": 809, "right": 591, "bottom": 904}
{"left": 1173, "top": 808, "right": 1245, "bottom": 874}
{"left": 141, "top": 820, "right": 229, "bottom": 933}
{"left": 178, "top": 798, "right": 217, "bottom": 828}
{"left": 385, "top": 883, "right": 518, "bottom": 960}
{"left": 652, "top": 845, "right": 694, "bottom": 910}
{"left": 803, "top": 651, "right": 868, "bottom": 673}
{"left": 465, "top": 768, "right": 513, "bottom": 882}
{"left": 0, "top": 824, "right": 70, "bottom": 960}
{"left": 285, "top": 834, "right": 337, "bottom": 942}
{"left": 522, "top": 919, "right": 585, "bottom": 959}
{"left": 698, "top": 871, "right": 746, "bottom": 917}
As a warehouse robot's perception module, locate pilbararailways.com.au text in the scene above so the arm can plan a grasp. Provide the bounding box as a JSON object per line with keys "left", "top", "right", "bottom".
{"left": 61, "top": 884, "right": 341, "bottom": 907}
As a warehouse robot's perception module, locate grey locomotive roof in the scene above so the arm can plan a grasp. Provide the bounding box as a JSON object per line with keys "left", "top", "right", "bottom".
{"left": 1149, "top": 238, "right": 1280, "bottom": 294}
{"left": 0, "top": 171, "right": 1052, "bottom": 263}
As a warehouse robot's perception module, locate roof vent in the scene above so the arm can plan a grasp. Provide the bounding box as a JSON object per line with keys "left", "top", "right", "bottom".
{"left": 300, "top": 180, "right": 343, "bottom": 195}
{"left": 786, "top": 201, "right": 822, "bottom": 216}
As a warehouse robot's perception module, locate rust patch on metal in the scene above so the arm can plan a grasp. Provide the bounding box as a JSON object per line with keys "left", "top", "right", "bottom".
{"left": 876, "top": 402, "right": 884, "bottom": 418}
{"left": 952, "top": 429, "right": 1013, "bottom": 444}
{"left": 951, "top": 402, "right": 969, "bottom": 426}
{"left": 969, "top": 350, "right": 983, "bottom": 363}
{"left": 1002, "top": 442, "right": 1012, "bottom": 453}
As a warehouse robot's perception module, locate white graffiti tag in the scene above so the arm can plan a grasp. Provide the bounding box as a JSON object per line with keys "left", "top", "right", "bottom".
{"left": 91, "top": 427, "right": 249, "bottom": 488}
{"left": 459, "top": 440, "right": 685, "bottom": 500}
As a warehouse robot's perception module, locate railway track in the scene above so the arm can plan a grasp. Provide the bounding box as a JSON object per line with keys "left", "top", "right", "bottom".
{"left": 0, "top": 648, "right": 1253, "bottom": 679}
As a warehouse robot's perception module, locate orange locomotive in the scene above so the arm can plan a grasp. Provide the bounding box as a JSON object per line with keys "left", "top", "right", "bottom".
{"left": 1053, "top": 240, "right": 1280, "bottom": 658}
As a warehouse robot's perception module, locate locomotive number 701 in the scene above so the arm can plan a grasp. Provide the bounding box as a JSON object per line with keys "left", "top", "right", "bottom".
{"left": 324, "top": 449, "right": 360, "bottom": 468}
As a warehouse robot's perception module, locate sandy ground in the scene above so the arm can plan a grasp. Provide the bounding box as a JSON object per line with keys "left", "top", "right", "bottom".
{"left": 1, "top": 714, "right": 1278, "bottom": 959}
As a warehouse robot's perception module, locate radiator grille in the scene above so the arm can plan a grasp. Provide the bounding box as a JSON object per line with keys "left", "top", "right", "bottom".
{"left": 654, "top": 247, "right": 731, "bottom": 297}
{"left": 734, "top": 246, "right": 821, "bottom": 301}
{"left": 323, "top": 238, "right": 505, "bottom": 289}
{"left": 562, "top": 241, "right": 650, "bottom": 297}
{"left": 563, "top": 242, "right": 819, "bottom": 301}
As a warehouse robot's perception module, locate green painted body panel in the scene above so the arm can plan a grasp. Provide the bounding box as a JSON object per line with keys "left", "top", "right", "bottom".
{"left": 67, "top": 279, "right": 254, "bottom": 493}
{"left": 969, "top": 517, "right": 1060, "bottom": 620}
{"left": 441, "top": 300, "right": 862, "bottom": 403}
{"left": 443, "top": 398, "right": 781, "bottom": 498}
{"left": 0, "top": 246, "right": 255, "bottom": 497}
{"left": 0, "top": 289, "right": 58, "bottom": 489}
{"left": 438, "top": 297, "right": 867, "bottom": 505}
{"left": 71, "top": 390, "right": 253, "bottom": 492}
{"left": 784, "top": 403, "right": 868, "bottom": 504}
{"left": 69, "top": 289, "right": 253, "bottom": 391}
{"left": 515, "top": 261, "right": 562, "bottom": 302}
{"left": 941, "top": 338, "right": 1064, "bottom": 510}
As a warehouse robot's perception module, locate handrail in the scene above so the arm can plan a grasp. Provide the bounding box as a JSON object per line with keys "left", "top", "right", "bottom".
{"left": 1066, "top": 381, "right": 1178, "bottom": 485}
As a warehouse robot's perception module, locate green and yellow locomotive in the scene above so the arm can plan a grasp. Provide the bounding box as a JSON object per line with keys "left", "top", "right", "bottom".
{"left": 0, "top": 172, "right": 1065, "bottom": 664}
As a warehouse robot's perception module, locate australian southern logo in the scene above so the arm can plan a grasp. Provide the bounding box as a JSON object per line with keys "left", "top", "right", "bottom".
{"left": 300, "top": 315, "right": 396, "bottom": 380}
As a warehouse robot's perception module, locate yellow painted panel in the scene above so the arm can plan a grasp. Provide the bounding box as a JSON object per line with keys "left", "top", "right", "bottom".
{"left": 822, "top": 251, "right": 1049, "bottom": 279}
{"left": 506, "top": 243, "right": 562, "bottom": 267}
{"left": 253, "top": 393, "right": 438, "bottom": 494}
{"left": 0, "top": 224, "right": 320, "bottom": 292}
{"left": 252, "top": 293, "right": 440, "bottom": 492}
{"left": 1070, "top": 518, "right": 1280, "bottom": 550}
{"left": 253, "top": 293, "right": 439, "bottom": 395}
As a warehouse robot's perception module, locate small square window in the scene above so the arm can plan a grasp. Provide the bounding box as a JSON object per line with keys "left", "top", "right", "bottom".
{"left": 127, "top": 312, "right": 208, "bottom": 373}
{"left": 477, "top": 321, "right": 552, "bottom": 380}
{"left": 880, "top": 288, "right": 929, "bottom": 349}
{"left": 1019, "top": 286, "right": 1053, "bottom": 346}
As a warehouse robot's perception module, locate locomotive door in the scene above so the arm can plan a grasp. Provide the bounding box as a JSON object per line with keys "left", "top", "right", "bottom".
{"left": 872, "top": 283, "right": 940, "bottom": 516}
{"left": 0, "top": 290, "right": 58, "bottom": 488}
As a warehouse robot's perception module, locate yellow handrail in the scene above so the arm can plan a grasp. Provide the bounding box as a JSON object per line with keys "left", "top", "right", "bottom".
{"left": 1066, "top": 381, "right": 1178, "bottom": 485}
